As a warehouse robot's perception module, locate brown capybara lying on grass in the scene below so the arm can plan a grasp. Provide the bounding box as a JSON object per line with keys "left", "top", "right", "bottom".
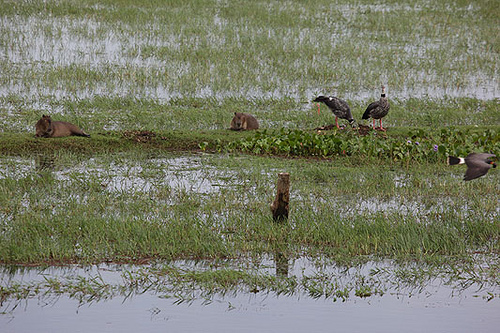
{"left": 230, "top": 112, "right": 259, "bottom": 131}
{"left": 35, "top": 115, "right": 90, "bottom": 138}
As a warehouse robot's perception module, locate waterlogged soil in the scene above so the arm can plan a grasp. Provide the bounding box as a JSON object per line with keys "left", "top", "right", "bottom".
{"left": 1, "top": 3, "right": 498, "bottom": 102}
{"left": 1, "top": 257, "right": 499, "bottom": 333}
{"left": 0, "top": 153, "right": 498, "bottom": 331}
{"left": 0, "top": 153, "right": 239, "bottom": 194}
{"left": 1, "top": 153, "right": 497, "bottom": 223}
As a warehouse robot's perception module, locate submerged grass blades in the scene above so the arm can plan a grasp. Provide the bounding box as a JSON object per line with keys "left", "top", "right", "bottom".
{"left": 1, "top": 258, "right": 498, "bottom": 309}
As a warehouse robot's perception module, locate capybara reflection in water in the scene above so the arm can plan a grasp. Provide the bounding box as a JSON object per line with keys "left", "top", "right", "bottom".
{"left": 35, "top": 115, "right": 90, "bottom": 138}
{"left": 230, "top": 112, "right": 259, "bottom": 131}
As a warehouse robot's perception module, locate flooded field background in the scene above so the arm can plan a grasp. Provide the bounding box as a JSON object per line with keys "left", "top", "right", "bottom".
{"left": 1, "top": 0, "right": 499, "bottom": 331}
{"left": 1, "top": 152, "right": 499, "bottom": 332}
{"left": 1, "top": 0, "right": 498, "bottom": 110}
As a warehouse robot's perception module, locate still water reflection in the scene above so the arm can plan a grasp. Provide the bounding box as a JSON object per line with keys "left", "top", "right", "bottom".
{"left": 1, "top": 257, "right": 498, "bottom": 333}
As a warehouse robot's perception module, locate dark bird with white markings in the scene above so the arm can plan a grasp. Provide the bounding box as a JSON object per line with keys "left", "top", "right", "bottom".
{"left": 313, "top": 96, "right": 355, "bottom": 129}
{"left": 447, "top": 153, "right": 497, "bottom": 181}
{"left": 362, "top": 85, "right": 390, "bottom": 130}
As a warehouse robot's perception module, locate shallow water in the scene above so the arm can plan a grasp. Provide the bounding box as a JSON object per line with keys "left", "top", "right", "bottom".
{"left": 2, "top": 289, "right": 499, "bottom": 333}
{"left": 0, "top": 154, "right": 239, "bottom": 195}
{"left": 1, "top": 153, "right": 497, "bottom": 223}
{"left": 0, "top": 152, "right": 498, "bottom": 331}
{"left": 1, "top": 257, "right": 499, "bottom": 333}
{"left": 0, "top": 4, "right": 498, "bottom": 103}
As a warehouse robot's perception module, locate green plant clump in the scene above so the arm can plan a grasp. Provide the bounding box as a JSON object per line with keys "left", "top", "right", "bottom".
{"left": 222, "top": 128, "right": 499, "bottom": 163}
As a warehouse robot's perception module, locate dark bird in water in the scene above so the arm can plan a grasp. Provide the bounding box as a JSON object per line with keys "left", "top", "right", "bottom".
{"left": 313, "top": 96, "right": 355, "bottom": 129}
{"left": 362, "top": 85, "right": 390, "bottom": 130}
{"left": 447, "top": 153, "right": 497, "bottom": 181}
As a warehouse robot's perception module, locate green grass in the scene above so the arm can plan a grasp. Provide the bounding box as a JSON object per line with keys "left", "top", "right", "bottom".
{"left": 0, "top": 149, "right": 498, "bottom": 265}
{"left": 0, "top": 0, "right": 499, "bottom": 135}
{"left": 1, "top": 255, "right": 498, "bottom": 307}
{"left": 0, "top": 0, "right": 498, "bottom": 305}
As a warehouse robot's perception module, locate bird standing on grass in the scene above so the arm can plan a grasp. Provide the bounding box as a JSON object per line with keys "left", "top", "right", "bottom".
{"left": 447, "top": 153, "right": 497, "bottom": 181}
{"left": 313, "top": 96, "right": 355, "bottom": 129}
{"left": 362, "top": 85, "right": 390, "bottom": 130}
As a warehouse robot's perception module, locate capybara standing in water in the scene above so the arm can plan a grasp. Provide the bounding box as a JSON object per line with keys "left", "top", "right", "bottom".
{"left": 35, "top": 115, "right": 90, "bottom": 138}
{"left": 230, "top": 112, "right": 259, "bottom": 131}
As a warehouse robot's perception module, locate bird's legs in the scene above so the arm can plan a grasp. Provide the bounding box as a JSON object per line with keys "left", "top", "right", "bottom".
{"left": 379, "top": 118, "right": 385, "bottom": 131}
{"left": 317, "top": 103, "right": 320, "bottom": 115}
{"left": 371, "top": 119, "right": 386, "bottom": 131}
{"left": 335, "top": 116, "right": 340, "bottom": 129}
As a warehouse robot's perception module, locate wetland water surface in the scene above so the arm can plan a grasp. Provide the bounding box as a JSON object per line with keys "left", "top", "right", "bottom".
{"left": 1, "top": 0, "right": 499, "bottom": 330}
{"left": 1, "top": 1, "right": 498, "bottom": 106}
{"left": 2, "top": 153, "right": 496, "bottom": 220}
{"left": 1, "top": 153, "right": 498, "bottom": 332}
{"left": 1, "top": 258, "right": 499, "bottom": 333}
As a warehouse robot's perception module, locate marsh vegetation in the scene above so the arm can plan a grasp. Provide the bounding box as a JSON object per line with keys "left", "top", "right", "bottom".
{"left": 0, "top": 0, "right": 499, "bottom": 330}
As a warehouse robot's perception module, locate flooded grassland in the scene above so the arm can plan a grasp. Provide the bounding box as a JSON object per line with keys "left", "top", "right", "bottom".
{"left": 0, "top": 151, "right": 498, "bottom": 332}
{"left": 0, "top": 0, "right": 499, "bottom": 331}
{"left": 0, "top": 0, "right": 498, "bottom": 133}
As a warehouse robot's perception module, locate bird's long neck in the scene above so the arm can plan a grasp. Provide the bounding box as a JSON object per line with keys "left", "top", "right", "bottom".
{"left": 381, "top": 86, "right": 386, "bottom": 98}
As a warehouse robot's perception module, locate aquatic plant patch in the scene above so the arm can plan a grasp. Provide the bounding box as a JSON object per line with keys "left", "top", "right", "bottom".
{"left": 222, "top": 127, "right": 499, "bottom": 163}
{"left": 0, "top": 256, "right": 498, "bottom": 310}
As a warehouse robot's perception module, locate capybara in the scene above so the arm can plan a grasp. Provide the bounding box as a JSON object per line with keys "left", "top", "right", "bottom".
{"left": 230, "top": 112, "right": 259, "bottom": 131}
{"left": 35, "top": 115, "right": 90, "bottom": 138}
